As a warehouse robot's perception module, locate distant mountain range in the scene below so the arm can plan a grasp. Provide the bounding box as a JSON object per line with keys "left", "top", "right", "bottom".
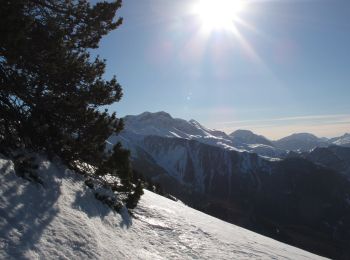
{"left": 108, "top": 111, "right": 350, "bottom": 259}
{"left": 116, "top": 111, "right": 350, "bottom": 155}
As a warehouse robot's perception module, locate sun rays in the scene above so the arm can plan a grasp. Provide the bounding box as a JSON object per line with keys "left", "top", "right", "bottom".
{"left": 193, "top": 0, "right": 247, "bottom": 32}
{"left": 188, "top": 0, "right": 267, "bottom": 69}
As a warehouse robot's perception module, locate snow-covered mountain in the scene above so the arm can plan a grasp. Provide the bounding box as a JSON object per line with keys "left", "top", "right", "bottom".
{"left": 120, "top": 111, "right": 284, "bottom": 158}
{"left": 273, "top": 133, "right": 350, "bottom": 152}
{"left": 273, "top": 133, "right": 329, "bottom": 152}
{"left": 0, "top": 156, "right": 326, "bottom": 259}
{"left": 122, "top": 111, "right": 350, "bottom": 156}
{"left": 124, "top": 111, "right": 228, "bottom": 140}
{"left": 125, "top": 135, "right": 269, "bottom": 195}
{"left": 228, "top": 129, "right": 285, "bottom": 158}
{"left": 329, "top": 133, "right": 350, "bottom": 147}
{"left": 229, "top": 129, "right": 273, "bottom": 146}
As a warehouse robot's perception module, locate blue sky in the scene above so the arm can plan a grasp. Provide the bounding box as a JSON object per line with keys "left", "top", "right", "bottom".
{"left": 94, "top": 0, "right": 350, "bottom": 139}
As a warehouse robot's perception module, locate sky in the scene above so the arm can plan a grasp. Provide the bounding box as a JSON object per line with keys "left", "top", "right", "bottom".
{"left": 94, "top": 0, "right": 350, "bottom": 139}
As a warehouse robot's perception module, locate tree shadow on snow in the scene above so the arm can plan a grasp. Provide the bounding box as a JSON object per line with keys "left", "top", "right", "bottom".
{"left": 119, "top": 206, "right": 132, "bottom": 229}
{"left": 0, "top": 161, "right": 61, "bottom": 258}
{"left": 72, "top": 188, "right": 133, "bottom": 229}
{"left": 72, "top": 189, "right": 111, "bottom": 219}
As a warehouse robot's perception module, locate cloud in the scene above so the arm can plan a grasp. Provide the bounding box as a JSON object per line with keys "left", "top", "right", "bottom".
{"left": 214, "top": 114, "right": 350, "bottom": 139}
{"left": 218, "top": 114, "right": 350, "bottom": 125}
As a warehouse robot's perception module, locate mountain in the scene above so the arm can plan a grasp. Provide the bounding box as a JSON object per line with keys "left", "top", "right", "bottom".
{"left": 123, "top": 111, "right": 229, "bottom": 140}
{"left": 330, "top": 133, "right": 350, "bottom": 147}
{"left": 229, "top": 129, "right": 273, "bottom": 146}
{"left": 228, "top": 129, "right": 285, "bottom": 158}
{"left": 0, "top": 156, "right": 325, "bottom": 259}
{"left": 111, "top": 112, "right": 350, "bottom": 259}
{"left": 273, "top": 133, "right": 329, "bottom": 152}
{"left": 120, "top": 111, "right": 284, "bottom": 158}
{"left": 274, "top": 133, "right": 350, "bottom": 152}
{"left": 292, "top": 145, "right": 350, "bottom": 178}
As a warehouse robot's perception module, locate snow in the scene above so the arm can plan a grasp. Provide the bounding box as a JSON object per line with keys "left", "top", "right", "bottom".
{"left": 0, "top": 156, "right": 326, "bottom": 259}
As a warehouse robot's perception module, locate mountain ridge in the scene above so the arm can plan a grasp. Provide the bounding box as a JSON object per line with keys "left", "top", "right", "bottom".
{"left": 121, "top": 111, "right": 350, "bottom": 153}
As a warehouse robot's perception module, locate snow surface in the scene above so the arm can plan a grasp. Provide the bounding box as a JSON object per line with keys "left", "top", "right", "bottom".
{"left": 0, "top": 157, "right": 326, "bottom": 259}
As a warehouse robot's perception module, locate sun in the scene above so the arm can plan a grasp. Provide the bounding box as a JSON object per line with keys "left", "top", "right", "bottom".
{"left": 194, "top": 0, "right": 246, "bottom": 31}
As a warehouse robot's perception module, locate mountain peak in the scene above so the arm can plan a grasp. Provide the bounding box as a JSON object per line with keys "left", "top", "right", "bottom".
{"left": 229, "top": 129, "right": 272, "bottom": 146}
{"left": 123, "top": 111, "right": 214, "bottom": 139}
{"left": 285, "top": 133, "right": 319, "bottom": 139}
{"left": 229, "top": 129, "right": 255, "bottom": 136}
{"left": 138, "top": 111, "right": 173, "bottom": 120}
{"left": 274, "top": 132, "right": 327, "bottom": 152}
{"left": 330, "top": 133, "right": 350, "bottom": 147}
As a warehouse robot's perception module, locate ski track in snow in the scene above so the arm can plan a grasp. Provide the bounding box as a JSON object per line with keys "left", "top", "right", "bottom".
{"left": 0, "top": 157, "right": 326, "bottom": 259}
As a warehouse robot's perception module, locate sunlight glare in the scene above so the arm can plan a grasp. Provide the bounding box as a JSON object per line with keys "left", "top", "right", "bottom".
{"left": 194, "top": 0, "right": 246, "bottom": 31}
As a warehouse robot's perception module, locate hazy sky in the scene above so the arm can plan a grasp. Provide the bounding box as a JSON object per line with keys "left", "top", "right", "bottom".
{"left": 94, "top": 0, "right": 350, "bottom": 139}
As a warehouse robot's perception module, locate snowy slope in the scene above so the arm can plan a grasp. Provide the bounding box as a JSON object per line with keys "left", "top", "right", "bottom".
{"left": 0, "top": 156, "right": 325, "bottom": 259}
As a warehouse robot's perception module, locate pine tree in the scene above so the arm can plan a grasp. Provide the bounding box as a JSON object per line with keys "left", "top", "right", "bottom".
{"left": 0, "top": 0, "right": 125, "bottom": 169}
{"left": 96, "top": 142, "right": 132, "bottom": 191}
{"left": 126, "top": 180, "right": 144, "bottom": 209}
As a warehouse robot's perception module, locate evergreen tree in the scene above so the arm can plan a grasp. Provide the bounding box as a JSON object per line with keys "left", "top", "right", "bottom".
{"left": 0, "top": 0, "right": 124, "bottom": 166}
{"left": 155, "top": 182, "right": 164, "bottom": 195}
{"left": 96, "top": 142, "right": 132, "bottom": 191}
{"left": 126, "top": 180, "right": 144, "bottom": 209}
